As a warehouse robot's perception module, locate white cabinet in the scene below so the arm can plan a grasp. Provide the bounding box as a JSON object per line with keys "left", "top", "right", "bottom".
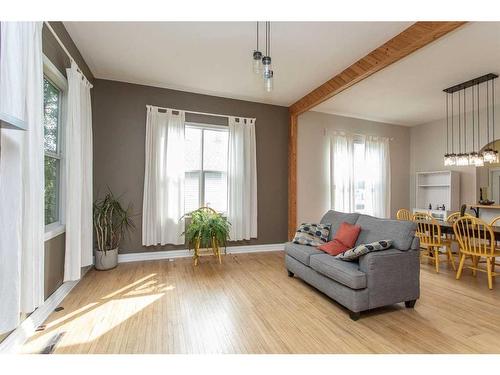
{"left": 415, "top": 170, "right": 460, "bottom": 212}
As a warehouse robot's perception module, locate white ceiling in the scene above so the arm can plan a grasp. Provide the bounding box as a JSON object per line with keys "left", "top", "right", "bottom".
{"left": 314, "top": 22, "right": 500, "bottom": 126}
{"left": 63, "top": 21, "right": 412, "bottom": 106}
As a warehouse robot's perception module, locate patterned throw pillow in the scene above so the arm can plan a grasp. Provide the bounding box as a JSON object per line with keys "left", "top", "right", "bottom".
{"left": 292, "top": 223, "right": 331, "bottom": 247}
{"left": 336, "top": 240, "right": 392, "bottom": 261}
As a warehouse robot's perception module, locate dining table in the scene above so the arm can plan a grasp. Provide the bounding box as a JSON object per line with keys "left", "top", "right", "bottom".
{"left": 434, "top": 220, "right": 500, "bottom": 241}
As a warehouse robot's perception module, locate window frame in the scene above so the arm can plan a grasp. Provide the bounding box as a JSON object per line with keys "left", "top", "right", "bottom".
{"left": 184, "top": 122, "right": 229, "bottom": 215}
{"left": 43, "top": 55, "right": 67, "bottom": 241}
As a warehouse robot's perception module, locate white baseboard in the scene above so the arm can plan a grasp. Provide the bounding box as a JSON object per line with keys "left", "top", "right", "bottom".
{"left": 0, "top": 280, "right": 78, "bottom": 354}
{"left": 118, "top": 242, "right": 285, "bottom": 263}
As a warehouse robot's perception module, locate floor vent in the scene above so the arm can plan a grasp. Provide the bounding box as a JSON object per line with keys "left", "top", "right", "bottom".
{"left": 54, "top": 306, "right": 64, "bottom": 312}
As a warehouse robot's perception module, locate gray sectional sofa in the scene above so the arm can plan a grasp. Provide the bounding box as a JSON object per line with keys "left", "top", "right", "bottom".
{"left": 285, "top": 210, "right": 420, "bottom": 320}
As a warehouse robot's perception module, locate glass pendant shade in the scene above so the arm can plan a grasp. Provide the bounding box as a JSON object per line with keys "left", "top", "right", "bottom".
{"left": 252, "top": 50, "right": 262, "bottom": 74}
{"left": 483, "top": 148, "right": 499, "bottom": 163}
{"left": 264, "top": 69, "right": 273, "bottom": 92}
{"left": 469, "top": 152, "right": 484, "bottom": 166}
{"left": 444, "top": 153, "right": 456, "bottom": 166}
{"left": 456, "top": 153, "right": 470, "bottom": 166}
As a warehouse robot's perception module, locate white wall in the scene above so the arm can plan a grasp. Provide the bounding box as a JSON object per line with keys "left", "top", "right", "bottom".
{"left": 408, "top": 100, "right": 500, "bottom": 209}
{"left": 297, "top": 111, "right": 411, "bottom": 223}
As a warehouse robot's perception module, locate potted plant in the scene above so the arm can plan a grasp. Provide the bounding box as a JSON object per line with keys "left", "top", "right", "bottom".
{"left": 183, "top": 207, "right": 231, "bottom": 265}
{"left": 93, "top": 191, "right": 135, "bottom": 270}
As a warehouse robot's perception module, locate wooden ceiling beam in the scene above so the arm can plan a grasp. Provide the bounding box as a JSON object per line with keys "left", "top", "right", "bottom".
{"left": 289, "top": 21, "right": 467, "bottom": 116}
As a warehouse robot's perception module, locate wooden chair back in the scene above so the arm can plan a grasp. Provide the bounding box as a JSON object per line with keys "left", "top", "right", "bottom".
{"left": 489, "top": 216, "right": 500, "bottom": 227}
{"left": 446, "top": 212, "right": 461, "bottom": 224}
{"left": 414, "top": 215, "right": 442, "bottom": 247}
{"left": 396, "top": 208, "right": 412, "bottom": 221}
{"left": 453, "top": 216, "right": 495, "bottom": 257}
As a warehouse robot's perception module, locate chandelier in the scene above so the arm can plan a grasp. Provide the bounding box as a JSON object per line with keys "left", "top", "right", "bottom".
{"left": 252, "top": 21, "right": 273, "bottom": 92}
{"left": 444, "top": 73, "right": 498, "bottom": 166}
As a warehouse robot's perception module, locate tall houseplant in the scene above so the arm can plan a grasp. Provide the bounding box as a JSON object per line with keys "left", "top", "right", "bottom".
{"left": 93, "top": 191, "right": 134, "bottom": 270}
{"left": 183, "top": 207, "right": 231, "bottom": 265}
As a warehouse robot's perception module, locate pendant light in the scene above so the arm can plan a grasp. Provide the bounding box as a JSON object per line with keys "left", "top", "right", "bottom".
{"left": 456, "top": 89, "right": 470, "bottom": 166}
{"left": 263, "top": 21, "right": 273, "bottom": 92}
{"left": 444, "top": 92, "right": 456, "bottom": 166}
{"left": 444, "top": 73, "right": 498, "bottom": 167}
{"left": 252, "top": 22, "right": 263, "bottom": 74}
{"left": 469, "top": 82, "right": 484, "bottom": 166}
{"left": 483, "top": 78, "right": 498, "bottom": 163}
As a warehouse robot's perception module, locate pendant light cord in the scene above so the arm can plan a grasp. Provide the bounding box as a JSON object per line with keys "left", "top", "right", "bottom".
{"left": 256, "top": 22, "right": 259, "bottom": 51}
{"left": 472, "top": 84, "right": 475, "bottom": 152}
{"left": 446, "top": 93, "right": 449, "bottom": 154}
{"left": 487, "top": 80, "right": 491, "bottom": 146}
{"left": 464, "top": 88, "right": 467, "bottom": 153}
{"left": 478, "top": 83, "right": 480, "bottom": 151}
{"left": 452, "top": 92, "right": 454, "bottom": 154}
{"left": 493, "top": 78, "right": 496, "bottom": 145}
{"left": 459, "top": 90, "right": 462, "bottom": 153}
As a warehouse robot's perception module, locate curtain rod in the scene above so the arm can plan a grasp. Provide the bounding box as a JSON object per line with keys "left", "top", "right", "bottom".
{"left": 43, "top": 21, "right": 93, "bottom": 87}
{"left": 325, "top": 128, "right": 394, "bottom": 141}
{"left": 146, "top": 105, "right": 255, "bottom": 121}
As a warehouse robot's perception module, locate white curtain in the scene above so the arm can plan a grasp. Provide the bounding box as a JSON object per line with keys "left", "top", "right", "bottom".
{"left": 142, "top": 106, "right": 185, "bottom": 246}
{"left": 330, "top": 131, "right": 355, "bottom": 213}
{"left": 0, "top": 22, "right": 44, "bottom": 334}
{"left": 64, "top": 61, "right": 93, "bottom": 282}
{"left": 364, "top": 135, "right": 391, "bottom": 218}
{"left": 227, "top": 116, "right": 257, "bottom": 241}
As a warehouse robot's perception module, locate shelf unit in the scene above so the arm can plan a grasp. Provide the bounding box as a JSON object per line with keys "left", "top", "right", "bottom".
{"left": 415, "top": 170, "right": 460, "bottom": 213}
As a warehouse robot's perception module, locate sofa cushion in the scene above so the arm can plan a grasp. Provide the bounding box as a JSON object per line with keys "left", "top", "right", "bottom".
{"left": 320, "top": 210, "right": 360, "bottom": 240}
{"left": 354, "top": 214, "right": 416, "bottom": 251}
{"left": 285, "top": 242, "right": 324, "bottom": 266}
{"left": 336, "top": 240, "right": 393, "bottom": 261}
{"left": 318, "top": 222, "right": 361, "bottom": 256}
{"left": 292, "top": 223, "right": 331, "bottom": 246}
{"left": 309, "top": 254, "right": 367, "bottom": 290}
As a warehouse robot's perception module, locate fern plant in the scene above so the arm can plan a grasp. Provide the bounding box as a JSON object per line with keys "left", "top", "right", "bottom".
{"left": 183, "top": 207, "right": 231, "bottom": 251}
{"left": 93, "top": 191, "right": 135, "bottom": 253}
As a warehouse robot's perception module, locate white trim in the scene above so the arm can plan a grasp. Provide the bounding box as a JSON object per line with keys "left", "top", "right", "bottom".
{"left": 44, "top": 223, "right": 65, "bottom": 241}
{"left": 0, "top": 280, "right": 77, "bottom": 353}
{"left": 118, "top": 243, "right": 285, "bottom": 263}
{"left": 43, "top": 54, "right": 67, "bottom": 91}
{"left": 147, "top": 104, "right": 255, "bottom": 122}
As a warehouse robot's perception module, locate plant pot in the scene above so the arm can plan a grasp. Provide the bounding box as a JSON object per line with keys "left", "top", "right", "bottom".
{"left": 94, "top": 248, "right": 118, "bottom": 271}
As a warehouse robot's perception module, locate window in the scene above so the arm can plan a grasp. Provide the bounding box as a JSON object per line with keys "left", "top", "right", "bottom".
{"left": 331, "top": 133, "right": 390, "bottom": 218}
{"left": 353, "top": 141, "right": 367, "bottom": 214}
{"left": 185, "top": 124, "right": 229, "bottom": 213}
{"left": 43, "top": 57, "right": 67, "bottom": 232}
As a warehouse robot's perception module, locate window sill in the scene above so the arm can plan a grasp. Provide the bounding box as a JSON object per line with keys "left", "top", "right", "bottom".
{"left": 45, "top": 223, "right": 66, "bottom": 241}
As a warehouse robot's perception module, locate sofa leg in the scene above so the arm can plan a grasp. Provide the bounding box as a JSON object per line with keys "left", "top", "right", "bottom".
{"left": 405, "top": 299, "right": 417, "bottom": 308}
{"left": 287, "top": 270, "right": 294, "bottom": 277}
{"left": 349, "top": 311, "right": 360, "bottom": 321}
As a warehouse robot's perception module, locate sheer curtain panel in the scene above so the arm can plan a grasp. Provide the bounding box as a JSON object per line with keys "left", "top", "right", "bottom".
{"left": 0, "top": 22, "right": 44, "bottom": 334}
{"left": 330, "top": 131, "right": 355, "bottom": 213}
{"left": 364, "top": 136, "right": 391, "bottom": 218}
{"left": 64, "top": 61, "right": 93, "bottom": 282}
{"left": 142, "top": 106, "right": 186, "bottom": 246}
{"left": 227, "top": 117, "right": 257, "bottom": 241}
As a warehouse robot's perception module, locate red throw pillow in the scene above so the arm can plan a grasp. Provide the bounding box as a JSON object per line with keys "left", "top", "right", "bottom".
{"left": 318, "top": 222, "right": 361, "bottom": 256}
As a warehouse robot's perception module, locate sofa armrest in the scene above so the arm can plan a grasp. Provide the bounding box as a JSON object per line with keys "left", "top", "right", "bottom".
{"left": 358, "top": 248, "right": 420, "bottom": 309}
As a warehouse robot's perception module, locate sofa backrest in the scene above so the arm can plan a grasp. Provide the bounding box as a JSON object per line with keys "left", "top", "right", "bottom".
{"left": 354, "top": 214, "right": 417, "bottom": 251}
{"left": 320, "top": 210, "right": 360, "bottom": 240}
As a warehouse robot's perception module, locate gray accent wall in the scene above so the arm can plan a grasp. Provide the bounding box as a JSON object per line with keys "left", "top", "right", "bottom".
{"left": 44, "top": 234, "right": 66, "bottom": 299}
{"left": 297, "top": 111, "right": 411, "bottom": 223}
{"left": 92, "top": 79, "right": 289, "bottom": 253}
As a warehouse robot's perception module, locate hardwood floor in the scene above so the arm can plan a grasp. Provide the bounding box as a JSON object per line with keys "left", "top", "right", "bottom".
{"left": 22, "top": 251, "right": 500, "bottom": 354}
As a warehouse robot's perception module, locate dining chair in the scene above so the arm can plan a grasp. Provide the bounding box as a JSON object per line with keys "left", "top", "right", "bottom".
{"left": 415, "top": 214, "right": 456, "bottom": 273}
{"left": 453, "top": 216, "right": 500, "bottom": 289}
{"left": 396, "top": 208, "right": 412, "bottom": 221}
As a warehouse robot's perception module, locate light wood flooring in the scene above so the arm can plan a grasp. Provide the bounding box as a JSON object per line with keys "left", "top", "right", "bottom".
{"left": 22, "top": 251, "right": 500, "bottom": 354}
